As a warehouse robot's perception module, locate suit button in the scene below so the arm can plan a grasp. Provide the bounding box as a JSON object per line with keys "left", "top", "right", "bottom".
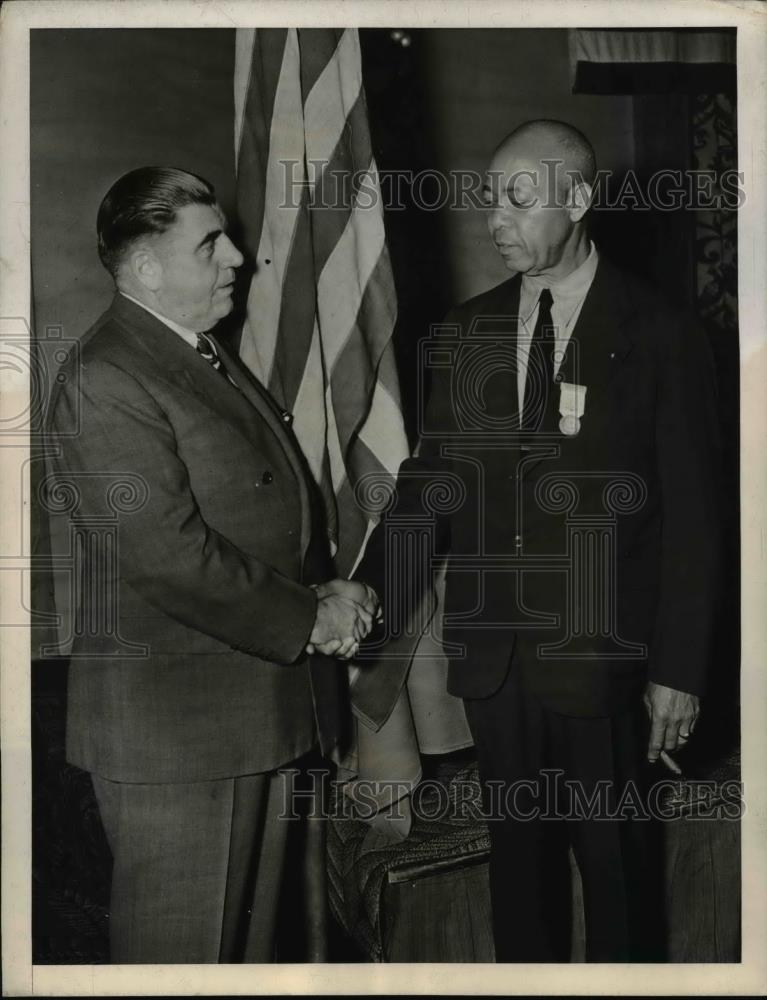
{"left": 261, "top": 471, "right": 273, "bottom": 485}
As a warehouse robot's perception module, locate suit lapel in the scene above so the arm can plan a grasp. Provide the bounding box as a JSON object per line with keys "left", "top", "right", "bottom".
{"left": 502, "top": 275, "right": 524, "bottom": 422}
{"left": 466, "top": 275, "right": 525, "bottom": 426}
{"left": 557, "top": 257, "right": 634, "bottom": 396}
{"left": 213, "top": 335, "right": 314, "bottom": 559}
{"left": 109, "top": 296, "right": 267, "bottom": 441}
{"left": 107, "top": 295, "right": 314, "bottom": 560}
{"left": 521, "top": 257, "right": 635, "bottom": 475}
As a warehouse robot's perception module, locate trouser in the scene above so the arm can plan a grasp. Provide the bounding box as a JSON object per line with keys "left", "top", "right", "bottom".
{"left": 91, "top": 756, "right": 323, "bottom": 963}
{"left": 463, "top": 668, "right": 663, "bottom": 963}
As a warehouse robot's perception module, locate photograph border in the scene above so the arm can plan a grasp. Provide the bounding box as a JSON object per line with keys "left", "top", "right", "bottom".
{"left": 2, "top": 0, "right": 765, "bottom": 994}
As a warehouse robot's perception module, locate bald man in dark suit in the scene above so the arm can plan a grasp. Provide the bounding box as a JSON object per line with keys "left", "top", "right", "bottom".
{"left": 354, "top": 121, "right": 722, "bottom": 961}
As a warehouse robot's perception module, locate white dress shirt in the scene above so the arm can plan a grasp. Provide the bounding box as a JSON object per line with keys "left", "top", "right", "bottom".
{"left": 516, "top": 240, "right": 599, "bottom": 408}
{"left": 119, "top": 292, "right": 200, "bottom": 348}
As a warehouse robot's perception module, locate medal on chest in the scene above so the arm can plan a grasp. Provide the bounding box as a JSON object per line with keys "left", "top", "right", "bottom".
{"left": 558, "top": 381, "right": 587, "bottom": 436}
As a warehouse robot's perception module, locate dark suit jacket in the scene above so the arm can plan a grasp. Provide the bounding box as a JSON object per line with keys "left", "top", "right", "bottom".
{"left": 49, "top": 293, "right": 346, "bottom": 782}
{"left": 355, "top": 257, "right": 723, "bottom": 719}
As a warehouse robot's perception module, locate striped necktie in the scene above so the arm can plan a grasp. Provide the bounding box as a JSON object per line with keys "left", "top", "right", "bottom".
{"left": 196, "top": 332, "right": 239, "bottom": 391}
{"left": 195, "top": 332, "right": 296, "bottom": 432}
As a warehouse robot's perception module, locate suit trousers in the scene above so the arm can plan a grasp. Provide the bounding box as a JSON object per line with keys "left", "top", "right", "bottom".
{"left": 464, "top": 666, "right": 663, "bottom": 963}
{"left": 92, "top": 761, "right": 311, "bottom": 963}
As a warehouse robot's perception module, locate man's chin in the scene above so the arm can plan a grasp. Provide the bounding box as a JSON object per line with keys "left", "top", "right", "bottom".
{"left": 208, "top": 299, "right": 235, "bottom": 327}
{"left": 496, "top": 250, "right": 528, "bottom": 273}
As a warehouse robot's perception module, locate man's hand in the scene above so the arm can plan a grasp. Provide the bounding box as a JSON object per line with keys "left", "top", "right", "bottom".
{"left": 643, "top": 681, "right": 699, "bottom": 769}
{"left": 313, "top": 579, "right": 381, "bottom": 621}
{"left": 307, "top": 590, "right": 373, "bottom": 660}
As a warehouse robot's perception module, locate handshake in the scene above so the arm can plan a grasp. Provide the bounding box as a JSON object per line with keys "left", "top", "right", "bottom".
{"left": 306, "top": 579, "right": 381, "bottom": 660}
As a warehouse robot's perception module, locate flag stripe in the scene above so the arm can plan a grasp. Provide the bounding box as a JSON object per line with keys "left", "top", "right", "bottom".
{"left": 303, "top": 29, "right": 363, "bottom": 170}
{"left": 240, "top": 30, "right": 307, "bottom": 389}
{"left": 376, "top": 336, "right": 404, "bottom": 404}
{"left": 298, "top": 27, "right": 346, "bottom": 101}
{"left": 333, "top": 479, "right": 370, "bottom": 575}
{"left": 326, "top": 249, "right": 398, "bottom": 455}
{"left": 357, "top": 372, "right": 409, "bottom": 478}
{"left": 235, "top": 28, "right": 288, "bottom": 256}
{"left": 269, "top": 194, "right": 317, "bottom": 409}
{"left": 316, "top": 212, "right": 390, "bottom": 376}
{"left": 308, "top": 93, "right": 374, "bottom": 275}
{"left": 233, "top": 29, "right": 255, "bottom": 164}
{"left": 291, "top": 319, "right": 328, "bottom": 482}
{"left": 324, "top": 380, "right": 347, "bottom": 494}
{"left": 333, "top": 437, "right": 393, "bottom": 575}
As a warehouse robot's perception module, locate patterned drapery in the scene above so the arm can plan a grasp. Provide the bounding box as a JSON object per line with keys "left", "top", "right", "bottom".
{"left": 692, "top": 92, "right": 738, "bottom": 336}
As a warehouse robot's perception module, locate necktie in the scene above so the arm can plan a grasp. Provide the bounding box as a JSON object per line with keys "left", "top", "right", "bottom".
{"left": 521, "top": 287, "right": 555, "bottom": 432}
{"left": 196, "top": 332, "right": 239, "bottom": 391}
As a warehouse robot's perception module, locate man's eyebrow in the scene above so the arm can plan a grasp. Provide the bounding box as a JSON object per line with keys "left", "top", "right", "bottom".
{"left": 195, "top": 228, "right": 222, "bottom": 251}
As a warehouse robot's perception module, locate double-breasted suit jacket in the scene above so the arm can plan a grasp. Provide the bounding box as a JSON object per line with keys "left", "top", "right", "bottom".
{"left": 355, "top": 256, "right": 722, "bottom": 720}
{"left": 49, "top": 293, "right": 346, "bottom": 784}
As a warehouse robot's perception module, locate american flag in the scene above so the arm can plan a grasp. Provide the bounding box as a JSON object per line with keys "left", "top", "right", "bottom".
{"left": 234, "top": 27, "right": 408, "bottom": 575}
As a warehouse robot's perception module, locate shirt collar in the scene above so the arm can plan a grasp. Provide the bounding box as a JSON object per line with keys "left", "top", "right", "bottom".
{"left": 520, "top": 240, "right": 599, "bottom": 319}
{"left": 118, "top": 292, "right": 200, "bottom": 348}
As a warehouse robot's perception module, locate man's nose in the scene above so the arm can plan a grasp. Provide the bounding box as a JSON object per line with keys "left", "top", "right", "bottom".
{"left": 489, "top": 207, "right": 511, "bottom": 238}
{"left": 219, "top": 234, "right": 244, "bottom": 268}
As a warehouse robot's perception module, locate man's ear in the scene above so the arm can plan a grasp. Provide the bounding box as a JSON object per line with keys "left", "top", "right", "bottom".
{"left": 129, "top": 246, "right": 163, "bottom": 292}
{"left": 568, "top": 180, "right": 593, "bottom": 223}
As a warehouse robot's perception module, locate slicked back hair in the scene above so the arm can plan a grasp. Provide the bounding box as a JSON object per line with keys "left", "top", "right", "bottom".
{"left": 97, "top": 166, "right": 217, "bottom": 277}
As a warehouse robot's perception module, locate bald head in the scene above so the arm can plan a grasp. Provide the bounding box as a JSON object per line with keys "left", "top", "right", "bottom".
{"left": 483, "top": 119, "right": 595, "bottom": 279}
{"left": 492, "top": 119, "right": 596, "bottom": 191}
